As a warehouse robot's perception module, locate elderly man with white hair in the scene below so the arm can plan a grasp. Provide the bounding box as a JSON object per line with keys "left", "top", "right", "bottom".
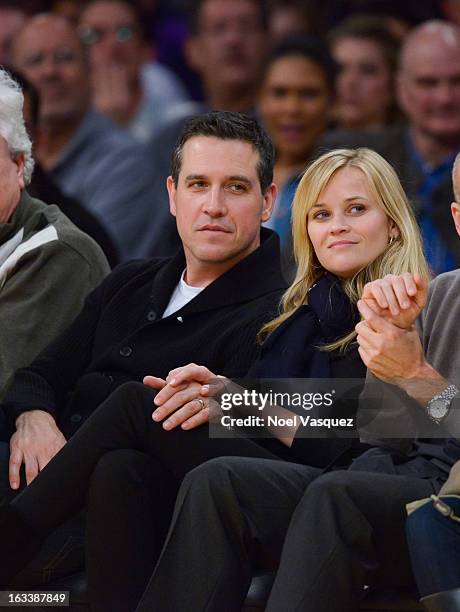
{"left": 0, "top": 67, "right": 109, "bottom": 482}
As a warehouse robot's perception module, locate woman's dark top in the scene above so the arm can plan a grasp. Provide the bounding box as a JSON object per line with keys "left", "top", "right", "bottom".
{"left": 250, "top": 272, "right": 370, "bottom": 467}
{"left": 251, "top": 272, "right": 362, "bottom": 379}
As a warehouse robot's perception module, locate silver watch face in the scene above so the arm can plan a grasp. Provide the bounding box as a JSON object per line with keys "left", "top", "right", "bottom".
{"left": 429, "top": 399, "right": 449, "bottom": 420}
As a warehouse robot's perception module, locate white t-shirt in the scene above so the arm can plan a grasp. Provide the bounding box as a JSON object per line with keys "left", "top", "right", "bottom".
{"left": 162, "top": 270, "right": 205, "bottom": 318}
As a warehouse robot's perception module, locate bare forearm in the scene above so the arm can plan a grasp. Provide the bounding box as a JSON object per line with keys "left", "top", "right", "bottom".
{"left": 394, "top": 362, "right": 449, "bottom": 408}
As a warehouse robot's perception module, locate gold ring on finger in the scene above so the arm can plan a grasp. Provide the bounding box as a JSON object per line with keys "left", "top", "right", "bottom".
{"left": 196, "top": 398, "right": 206, "bottom": 411}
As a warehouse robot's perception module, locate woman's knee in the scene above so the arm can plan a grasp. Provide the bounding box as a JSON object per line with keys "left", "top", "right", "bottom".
{"left": 181, "top": 456, "right": 281, "bottom": 510}
{"left": 184, "top": 456, "right": 234, "bottom": 485}
{"left": 182, "top": 456, "right": 251, "bottom": 497}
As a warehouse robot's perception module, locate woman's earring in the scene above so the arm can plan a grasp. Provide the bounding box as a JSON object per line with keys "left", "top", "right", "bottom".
{"left": 388, "top": 235, "right": 395, "bottom": 245}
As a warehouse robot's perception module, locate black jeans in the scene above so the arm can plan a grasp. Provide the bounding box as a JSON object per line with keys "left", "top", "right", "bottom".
{"left": 11, "top": 382, "right": 281, "bottom": 609}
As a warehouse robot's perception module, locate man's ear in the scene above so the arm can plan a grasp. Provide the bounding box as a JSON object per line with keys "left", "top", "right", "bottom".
{"left": 261, "top": 182, "right": 277, "bottom": 223}
{"left": 167, "top": 176, "right": 177, "bottom": 216}
{"left": 14, "top": 153, "right": 25, "bottom": 190}
{"left": 451, "top": 201, "right": 460, "bottom": 237}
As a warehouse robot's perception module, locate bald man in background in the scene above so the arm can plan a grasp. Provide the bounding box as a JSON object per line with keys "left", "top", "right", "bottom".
{"left": 321, "top": 20, "right": 460, "bottom": 275}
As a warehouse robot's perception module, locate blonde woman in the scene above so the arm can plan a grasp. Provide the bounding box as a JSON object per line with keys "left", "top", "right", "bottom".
{"left": 0, "top": 149, "right": 429, "bottom": 611}
{"left": 254, "top": 145, "right": 428, "bottom": 372}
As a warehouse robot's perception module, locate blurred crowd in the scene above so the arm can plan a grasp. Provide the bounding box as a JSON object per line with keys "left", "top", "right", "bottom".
{"left": 1, "top": 0, "right": 460, "bottom": 273}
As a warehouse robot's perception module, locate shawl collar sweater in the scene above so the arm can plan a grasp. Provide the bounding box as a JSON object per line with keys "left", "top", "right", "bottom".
{"left": 2, "top": 229, "right": 285, "bottom": 438}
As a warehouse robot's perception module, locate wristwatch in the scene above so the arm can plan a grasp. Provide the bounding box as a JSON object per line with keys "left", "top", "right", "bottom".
{"left": 426, "top": 384, "right": 459, "bottom": 424}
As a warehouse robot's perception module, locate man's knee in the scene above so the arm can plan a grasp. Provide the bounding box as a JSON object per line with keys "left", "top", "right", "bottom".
{"left": 302, "top": 470, "right": 395, "bottom": 534}
{"left": 299, "top": 470, "right": 365, "bottom": 516}
{"left": 112, "top": 381, "right": 155, "bottom": 404}
{"left": 306, "top": 470, "right": 351, "bottom": 496}
{"left": 89, "top": 449, "right": 161, "bottom": 499}
{"left": 95, "top": 381, "right": 156, "bottom": 423}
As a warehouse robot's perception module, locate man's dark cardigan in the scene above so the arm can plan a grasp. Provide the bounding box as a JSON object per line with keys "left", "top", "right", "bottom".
{"left": 2, "top": 229, "right": 286, "bottom": 439}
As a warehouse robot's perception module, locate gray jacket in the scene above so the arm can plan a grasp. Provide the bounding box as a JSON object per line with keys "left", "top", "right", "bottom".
{"left": 0, "top": 190, "right": 109, "bottom": 399}
{"left": 354, "top": 269, "right": 460, "bottom": 483}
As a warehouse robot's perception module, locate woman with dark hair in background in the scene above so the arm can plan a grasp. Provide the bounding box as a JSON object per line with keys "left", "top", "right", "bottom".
{"left": 329, "top": 15, "right": 400, "bottom": 131}
{"left": 258, "top": 36, "right": 336, "bottom": 249}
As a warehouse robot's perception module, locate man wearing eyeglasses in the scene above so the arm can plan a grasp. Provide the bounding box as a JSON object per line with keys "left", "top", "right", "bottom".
{"left": 78, "top": 0, "right": 187, "bottom": 142}
{"left": 11, "top": 14, "right": 159, "bottom": 262}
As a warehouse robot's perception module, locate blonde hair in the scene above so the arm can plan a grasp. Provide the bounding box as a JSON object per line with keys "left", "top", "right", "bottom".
{"left": 260, "top": 148, "right": 429, "bottom": 350}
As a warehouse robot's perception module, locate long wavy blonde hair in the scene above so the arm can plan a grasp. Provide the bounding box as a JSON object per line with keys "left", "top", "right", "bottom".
{"left": 260, "top": 148, "right": 430, "bottom": 350}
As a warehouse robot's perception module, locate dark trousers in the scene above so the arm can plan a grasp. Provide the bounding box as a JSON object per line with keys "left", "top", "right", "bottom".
{"left": 10, "top": 382, "right": 281, "bottom": 609}
{"left": 86, "top": 449, "right": 177, "bottom": 611}
{"left": 406, "top": 496, "right": 460, "bottom": 597}
{"left": 137, "top": 457, "right": 436, "bottom": 612}
{"left": 0, "top": 442, "right": 85, "bottom": 588}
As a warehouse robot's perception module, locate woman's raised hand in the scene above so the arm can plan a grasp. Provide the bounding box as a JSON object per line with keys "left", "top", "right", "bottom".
{"left": 361, "top": 273, "right": 428, "bottom": 329}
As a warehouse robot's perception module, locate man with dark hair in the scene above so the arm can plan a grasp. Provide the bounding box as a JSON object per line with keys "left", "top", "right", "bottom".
{"left": 170, "top": 110, "right": 274, "bottom": 191}
{"left": 146, "top": 0, "right": 270, "bottom": 257}
{"left": 0, "top": 110, "right": 285, "bottom": 591}
{"left": 184, "top": 0, "right": 268, "bottom": 112}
